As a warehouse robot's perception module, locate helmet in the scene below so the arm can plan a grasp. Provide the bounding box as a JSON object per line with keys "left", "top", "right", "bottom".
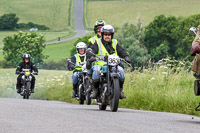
{"left": 22, "top": 53, "right": 30, "bottom": 61}
{"left": 76, "top": 42, "right": 87, "bottom": 56}
{"left": 94, "top": 20, "right": 106, "bottom": 33}
{"left": 101, "top": 25, "right": 115, "bottom": 39}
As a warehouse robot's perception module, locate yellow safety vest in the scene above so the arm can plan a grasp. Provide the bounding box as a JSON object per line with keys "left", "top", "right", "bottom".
{"left": 94, "top": 38, "right": 118, "bottom": 66}
{"left": 73, "top": 54, "right": 86, "bottom": 71}
{"left": 88, "top": 35, "right": 98, "bottom": 45}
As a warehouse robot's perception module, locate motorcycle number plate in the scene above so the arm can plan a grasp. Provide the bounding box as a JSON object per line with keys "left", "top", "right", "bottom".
{"left": 25, "top": 72, "right": 30, "bottom": 75}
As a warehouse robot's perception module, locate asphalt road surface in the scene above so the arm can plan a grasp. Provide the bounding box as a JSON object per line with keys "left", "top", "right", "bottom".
{"left": 0, "top": 98, "right": 200, "bottom": 133}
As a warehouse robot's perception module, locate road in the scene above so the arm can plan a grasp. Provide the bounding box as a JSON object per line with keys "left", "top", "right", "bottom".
{"left": 44, "top": 0, "right": 90, "bottom": 45}
{"left": 0, "top": 98, "right": 200, "bottom": 133}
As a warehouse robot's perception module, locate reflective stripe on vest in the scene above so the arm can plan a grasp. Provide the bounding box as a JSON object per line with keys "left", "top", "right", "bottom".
{"left": 88, "top": 35, "right": 98, "bottom": 44}
{"left": 95, "top": 39, "right": 118, "bottom": 66}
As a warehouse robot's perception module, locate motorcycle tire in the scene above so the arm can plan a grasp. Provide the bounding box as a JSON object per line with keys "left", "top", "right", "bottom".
{"left": 85, "top": 79, "right": 91, "bottom": 105}
{"left": 78, "top": 84, "right": 84, "bottom": 104}
{"left": 110, "top": 78, "right": 120, "bottom": 112}
{"left": 99, "top": 104, "right": 107, "bottom": 110}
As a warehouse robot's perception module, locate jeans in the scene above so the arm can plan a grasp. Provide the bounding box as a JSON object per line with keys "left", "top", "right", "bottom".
{"left": 72, "top": 72, "right": 78, "bottom": 85}
{"left": 91, "top": 65, "right": 125, "bottom": 81}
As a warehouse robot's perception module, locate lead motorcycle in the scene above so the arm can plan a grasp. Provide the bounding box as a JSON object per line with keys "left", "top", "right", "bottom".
{"left": 86, "top": 48, "right": 132, "bottom": 112}
{"left": 19, "top": 69, "right": 37, "bottom": 99}
{"left": 68, "top": 60, "right": 91, "bottom": 105}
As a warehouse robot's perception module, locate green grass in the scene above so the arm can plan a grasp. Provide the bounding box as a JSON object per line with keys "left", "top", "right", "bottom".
{"left": 44, "top": 39, "right": 77, "bottom": 61}
{"left": 0, "top": 0, "right": 72, "bottom": 30}
{"left": 0, "top": 60, "right": 199, "bottom": 116}
{"left": 86, "top": 0, "right": 200, "bottom": 28}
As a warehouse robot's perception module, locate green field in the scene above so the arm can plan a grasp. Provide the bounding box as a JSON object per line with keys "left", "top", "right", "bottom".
{"left": 0, "top": 0, "right": 72, "bottom": 30}
{"left": 0, "top": 31, "right": 75, "bottom": 50}
{"left": 86, "top": 0, "right": 200, "bottom": 28}
{"left": 44, "top": 39, "right": 77, "bottom": 61}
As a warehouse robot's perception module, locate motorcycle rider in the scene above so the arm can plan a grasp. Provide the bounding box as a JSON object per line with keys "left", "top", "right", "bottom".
{"left": 16, "top": 54, "right": 38, "bottom": 93}
{"left": 88, "top": 20, "right": 106, "bottom": 48}
{"left": 86, "top": 25, "right": 131, "bottom": 99}
{"left": 68, "top": 42, "right": 87, "bottom": 98}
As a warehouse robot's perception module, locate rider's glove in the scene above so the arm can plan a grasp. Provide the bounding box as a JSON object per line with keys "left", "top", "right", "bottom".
{"left": 89, "top": 56, "right": 96, "bottom": 63}
{"left": 20, "top": 72, "right": 25, "bottom": 75}
{"left": 33, "top": 72, "right": 38, "bottom": 75}
{"left": 16, "top": 71, "right": 20, "bottom": 75}
{"left": 125, "top": 56, "right": 131, "bottom": 63}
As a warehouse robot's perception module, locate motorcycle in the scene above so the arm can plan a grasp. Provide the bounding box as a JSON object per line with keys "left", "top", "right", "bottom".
{"left": 189, "top": 27, "right": 200, "bottom": 111}
{"left": 86, "top": 48, "right": 132, "bottom": 112}
{"left": 68, "top": 60, "right": 91, "bottom": 105}
{"left": 19, "top": 69, "right": 37, "bottom": 99}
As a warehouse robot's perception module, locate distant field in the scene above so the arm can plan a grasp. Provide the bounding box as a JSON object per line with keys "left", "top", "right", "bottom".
{"left": 0, "top": 0, "right": 72, "bottom": 30}
{"left": 86, "top": 0, "right": 200, "bottom": 28}
{"left": 0, "top": 31, "right": 75, "bottom": 49}
{"left": 44, "top": 39, "right": 77, "bottom": 61}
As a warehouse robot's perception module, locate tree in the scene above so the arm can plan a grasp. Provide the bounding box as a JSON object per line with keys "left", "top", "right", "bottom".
{"left": 0, "top": 13, "right": 19, "bottom": 30}
{"left": 143, "top": 15, "right": 179, "bottom": 61}
{"left": 116, "top": 21, "right": 150, "bottom": 68}
{"left": 3, "top": 31, "right": 47, "bottom": 67}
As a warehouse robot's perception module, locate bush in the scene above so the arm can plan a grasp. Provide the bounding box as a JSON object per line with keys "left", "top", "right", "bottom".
{"left": 0, "top": 13, "right": 19, "bottom": 30}
{"left": 17, "top": 22, "right": 50, "bottom": 30}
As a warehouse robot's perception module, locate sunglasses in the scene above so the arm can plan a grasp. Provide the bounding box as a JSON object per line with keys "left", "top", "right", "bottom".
{"left": 104, "top": 34, "right": 111, "bottom": 36}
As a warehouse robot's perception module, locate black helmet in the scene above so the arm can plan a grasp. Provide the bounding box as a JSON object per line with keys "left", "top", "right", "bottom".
{"left": 22, "top": 53, "right": 30, "bottom": 61}
{"left": 94, "top": 20, "right": 106, "bottom": 33}
{"left": 101, "top": 25, "right": 115, "bottom": 39}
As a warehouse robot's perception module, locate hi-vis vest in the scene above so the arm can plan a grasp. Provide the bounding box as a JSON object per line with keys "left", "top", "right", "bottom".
{"left": 94, "top": 38, "right": 118, "bottom": 66}
{"left": 88, "top": 35, "right": 98, "bottom": 45}
{"left": 73, "top": 54, "right": 86, "bottom": 71}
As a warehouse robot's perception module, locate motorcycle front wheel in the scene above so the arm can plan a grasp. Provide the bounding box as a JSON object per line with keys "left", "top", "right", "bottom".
{"left": 110, "top": 78, "right": 120, "bottom": 112}
{"left": 78, "top": 84, "right": 84, "bottom": 104}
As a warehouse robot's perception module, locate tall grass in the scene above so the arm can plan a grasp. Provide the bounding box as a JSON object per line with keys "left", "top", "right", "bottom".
{"left": 1, "top": 58, "right": 200, "bottom": 116}
{"left": 86, "top": 0, "right": 200, "bottom": 28}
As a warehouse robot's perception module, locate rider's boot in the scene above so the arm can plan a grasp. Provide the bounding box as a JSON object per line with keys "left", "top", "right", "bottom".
{"left": 120, "top": 80, "right": 126, "bottom": 99}
{"left": 90, "top": 81, "right": 99, "bottom": 99}
{"left": 88, "top": 74, "right": 93, "bottom": 84}
{"left": 72, "top": 84, "right": 78, "bottom": 98}
{"left": 16, "top": 83, "right": 21, "bottom": 93}
{"left": 31, "top": 77, "right": 35, "bottom": 93}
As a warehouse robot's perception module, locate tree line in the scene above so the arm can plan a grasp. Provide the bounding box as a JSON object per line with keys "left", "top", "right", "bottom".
{"left": 0, "top": 13, "right": 49, "bottom": 31}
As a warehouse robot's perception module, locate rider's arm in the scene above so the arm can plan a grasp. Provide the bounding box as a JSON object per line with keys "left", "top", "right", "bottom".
{"left": 68, "top": 56, "right": 76, "bottom": 71}
{"left": 116, "top": 44, "right": 129, "bottom": 58}
{"left": 16, "top": 62, "right": 23, "bottom": 74}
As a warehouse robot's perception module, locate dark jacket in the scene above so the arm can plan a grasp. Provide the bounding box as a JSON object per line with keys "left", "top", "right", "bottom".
{"left": 68, "top": 55, "right": 86, "bottom": 71}
{"left": 86, "top": 39, "right": 130, "bottom": 69}
{"left": 16, "top": 61, "right": 38, "bottom": 74}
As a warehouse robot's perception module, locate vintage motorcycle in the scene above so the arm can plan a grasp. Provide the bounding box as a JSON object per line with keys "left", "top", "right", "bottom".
{"left": 189, "top": 27, "right": 200, "bottom": 111}
{"left": 86, "top": 48, "right": 132, "bottom": 112}
{"left": 19, "top": 69, "right": 37, "bottom": 99}
{"left": 68, "top": 60, "right": 91, "bottom": 105}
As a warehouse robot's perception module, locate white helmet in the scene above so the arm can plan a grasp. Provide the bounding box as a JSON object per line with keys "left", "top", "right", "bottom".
{"left": 101, "top": 25, "right": 115, "bottom": 39}
{"left": 76, "top": 42, "right": 87, "bottom": 56}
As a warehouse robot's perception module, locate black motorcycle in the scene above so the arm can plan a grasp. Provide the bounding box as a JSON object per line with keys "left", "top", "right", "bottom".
{"left": 86, "top": 48, "right": 132, "bottom": 112}
{"left": 20, "top": 69, "right": 37, "bottom": 99}
{"left": 68, "top": 60, "right": 91, "bottom": 105}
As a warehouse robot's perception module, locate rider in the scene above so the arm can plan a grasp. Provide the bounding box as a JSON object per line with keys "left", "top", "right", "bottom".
{"left": 68, "top": 42, "right": 87, "bottom": 98}
{"left": 88, "top": 20, "right": 106, "bottom": 48}
{"left": 16, "top": 54, "right": 38, "bottom": 93}
{"left": 86, "top": 25, "right": 131, "bottom": 99}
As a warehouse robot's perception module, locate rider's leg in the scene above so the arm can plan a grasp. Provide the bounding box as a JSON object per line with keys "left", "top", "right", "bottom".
{"left": 118, "top": 66, "right": 126, "bottom": 99}
{"left": 31, "top": 75, "right": 35, "bottom": 93}
{"left": 72, "top": 72, "right": 78, "bottom": 98}
{"left": 90, "top": 65, "right": 101, "bottom": 98}
{"left": 16, "top": 75, "right": 22, "bottom": 93}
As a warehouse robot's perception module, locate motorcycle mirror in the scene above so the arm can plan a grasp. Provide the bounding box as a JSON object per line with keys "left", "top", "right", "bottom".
{"left": 189, "top": 27, "right": 197, "bottom": 36}
{"left": 86, "top": 48, "right": 96, "bottom": 56}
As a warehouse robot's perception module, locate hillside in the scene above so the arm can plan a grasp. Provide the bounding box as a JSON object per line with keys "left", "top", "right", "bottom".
{"left": 86, "top": 0, "right": 200, "bottom": 28}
